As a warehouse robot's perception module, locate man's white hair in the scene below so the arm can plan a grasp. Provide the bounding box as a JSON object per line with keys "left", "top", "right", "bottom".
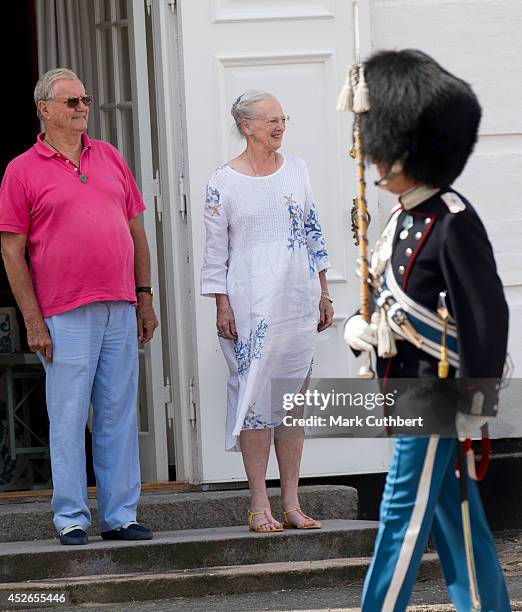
{"left": 231, "top": 90, "right": 276, "bottom": 137}
{"left": 34, "top": 68, "right": 81, "bottom": 120}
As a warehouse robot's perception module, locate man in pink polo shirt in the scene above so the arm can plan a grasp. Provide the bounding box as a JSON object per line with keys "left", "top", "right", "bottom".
{"left": 0, "top": 68, "right": 158, "bottom": 545}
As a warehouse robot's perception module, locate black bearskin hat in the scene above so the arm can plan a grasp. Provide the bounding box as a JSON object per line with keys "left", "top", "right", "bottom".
{"left": 360, "top": 49, "right": 481, "bottom": 188}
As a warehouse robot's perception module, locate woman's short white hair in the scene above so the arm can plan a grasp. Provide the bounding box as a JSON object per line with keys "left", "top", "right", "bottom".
{"left": 34, "top": 68, "right": 81, "bottom": 120}
{"left": 231, "top": 90, "right": 276, "bottom": 137}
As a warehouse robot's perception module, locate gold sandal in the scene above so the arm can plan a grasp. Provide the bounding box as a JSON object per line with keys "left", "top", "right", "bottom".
{"left": 248, "top": 510, "right": 284, "bottom": 533}
{"left": 282, "top": 507, "right": 322, "bottom": 530}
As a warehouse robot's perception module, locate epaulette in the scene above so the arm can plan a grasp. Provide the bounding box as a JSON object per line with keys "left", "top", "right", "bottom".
{"left": 440, "top": 192, "right": 466, "bottom": 213}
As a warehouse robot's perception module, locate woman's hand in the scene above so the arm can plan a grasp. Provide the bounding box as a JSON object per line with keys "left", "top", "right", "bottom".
{"left": 216, "top": 294, "right": 238, "bottom": 340}
{"left": 318, "top": 296, "right": 334, "bottom": 332}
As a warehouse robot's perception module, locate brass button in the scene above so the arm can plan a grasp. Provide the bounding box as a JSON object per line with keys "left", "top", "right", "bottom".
{"left": 405, "top": 248, "right": 413, "bottom": 257}
{"left": 415, "top": 231, "right": 422, "bottom": 240}
{"left": 398, "top": 265, "right": 405, "bottom": 275}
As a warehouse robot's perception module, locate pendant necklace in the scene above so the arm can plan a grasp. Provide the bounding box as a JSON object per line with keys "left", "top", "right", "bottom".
{"left": 245, "top": 151, "right": 277, "bottom": 177}
{"left": 45, "top": 137, "right": 87, "bottom": 183}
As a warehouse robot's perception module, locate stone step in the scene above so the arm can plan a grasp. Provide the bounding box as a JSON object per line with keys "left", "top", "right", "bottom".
{"left": 0, "top": 520, "right": 377, "bottom": 583}
{"left": 0, "top": 553, "right": 441, "bottom": 606}
{"left": 0, "top": 485, "right": 357, "bottom": 543}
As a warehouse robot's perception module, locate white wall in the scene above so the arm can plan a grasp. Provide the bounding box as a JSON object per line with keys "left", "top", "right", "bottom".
{"left": 372, "top": 0, "right": 522, "bottom": 372}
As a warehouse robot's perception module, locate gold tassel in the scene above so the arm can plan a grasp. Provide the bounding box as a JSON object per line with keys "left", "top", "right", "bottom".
{"left": 336, "top": 65, "right": 353, "bottom": 112}
{"left": 353, "top": 65, "right": 370, "bottom": 113}
{"left": 438, "top": 320, "right": 449, "bottom": 378}
{"left": 377, "top": 308, "right": 397, "bottom": 358}
{"left": 437, "top": 292, "right": 450, "bottom": 378}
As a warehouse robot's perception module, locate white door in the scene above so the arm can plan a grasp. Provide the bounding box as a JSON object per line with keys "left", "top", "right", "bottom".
{"left": 179, "top": 0, "right": 390, "bottom": 482}
{"left": 92, "top": 0, "right": 169, "bottom": 481}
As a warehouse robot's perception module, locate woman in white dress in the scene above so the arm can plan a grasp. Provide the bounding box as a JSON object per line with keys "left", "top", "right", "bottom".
{"left": 201, "top": 91, "right": 334, "bottom": 532}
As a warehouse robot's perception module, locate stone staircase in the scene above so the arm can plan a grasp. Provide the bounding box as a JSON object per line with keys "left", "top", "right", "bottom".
{"left": 0, "top": 486, "right": 440, "bottom": 606}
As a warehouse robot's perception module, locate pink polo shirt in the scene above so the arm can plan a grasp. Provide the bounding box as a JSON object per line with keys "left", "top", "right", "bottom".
{"left": 0, "top": 133, "right": 145, "bottom": 317}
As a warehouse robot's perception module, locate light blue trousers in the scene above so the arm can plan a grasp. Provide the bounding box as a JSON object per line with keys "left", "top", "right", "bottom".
{"left": 362, "top": 437, "right": 510, "bottom": 612}
{"left": 41, "top": 301, "right": 141, "bottom": 532}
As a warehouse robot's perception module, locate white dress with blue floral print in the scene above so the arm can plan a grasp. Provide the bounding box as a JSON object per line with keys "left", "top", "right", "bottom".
{"left": 201, "top": 155, "right": 330, "bottom": 451}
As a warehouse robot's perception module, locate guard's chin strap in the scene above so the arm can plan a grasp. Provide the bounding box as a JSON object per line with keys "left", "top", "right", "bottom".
{"left": 461, "top": 424, "right": 491, "bottom": 481}
{"left": 374, "top": 159, "right": 404, "bottom": 187}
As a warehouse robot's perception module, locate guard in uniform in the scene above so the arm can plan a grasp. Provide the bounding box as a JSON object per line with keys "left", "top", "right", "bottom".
{"left": 344, "top": 50, "right": 510, "bottom": 611}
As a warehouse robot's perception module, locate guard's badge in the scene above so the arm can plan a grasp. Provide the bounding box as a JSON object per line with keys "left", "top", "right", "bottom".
{"left": 441, "top": 192, "right": 466, "bottom": 213}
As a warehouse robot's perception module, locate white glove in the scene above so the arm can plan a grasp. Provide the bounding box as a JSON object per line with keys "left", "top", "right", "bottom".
{"left": 344, "top": 315, "right": 378, "bottom": 352}
{"left": 455, "top": 411, "right": 490, "bottom": 439}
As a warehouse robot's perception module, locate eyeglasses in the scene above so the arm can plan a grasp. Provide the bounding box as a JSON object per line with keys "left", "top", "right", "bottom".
{"left": 44, "top": 95, "right": 93, "bottom": 109}
{"left": 256, "top": 115, "right": 290, "bottom": 127}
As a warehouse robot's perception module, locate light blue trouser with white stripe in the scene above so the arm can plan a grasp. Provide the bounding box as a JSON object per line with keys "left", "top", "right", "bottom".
{"left": 361, "top": 437, "right": 510, "bottom": 612}
{"left": 41, "top": 301, "right": 141, "bottom": 532}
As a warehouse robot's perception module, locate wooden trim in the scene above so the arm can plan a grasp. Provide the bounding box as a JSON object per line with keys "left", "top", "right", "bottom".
{"left": 0, "top": 481, "right": 194, "bottom": 502}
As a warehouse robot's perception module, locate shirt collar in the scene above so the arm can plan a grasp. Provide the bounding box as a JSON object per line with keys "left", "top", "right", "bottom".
{"left": 34, "top": 132, "right": 93, "bottom": 157}
{"left": 399, "top": 185, "right": 440, "bottom": 210}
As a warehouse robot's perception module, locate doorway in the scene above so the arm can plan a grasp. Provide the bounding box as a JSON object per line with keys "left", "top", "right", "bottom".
{"left": 0, "top": 0, "right": 175, "bottom": 492}
{"left": 0, "top": 0, "right": 50, "bottom": 492}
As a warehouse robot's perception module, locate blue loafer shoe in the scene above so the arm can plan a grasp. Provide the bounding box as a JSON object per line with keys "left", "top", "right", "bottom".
{"left": 101, "top": 521, "right": 153, "bottom": 541}
{"left": 59, "top": 525, "right": 88, "bottom": 545}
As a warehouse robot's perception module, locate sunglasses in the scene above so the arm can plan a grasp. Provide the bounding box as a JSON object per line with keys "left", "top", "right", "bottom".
{"left": 44, "top": 95, "right": 93, "bottom": 108}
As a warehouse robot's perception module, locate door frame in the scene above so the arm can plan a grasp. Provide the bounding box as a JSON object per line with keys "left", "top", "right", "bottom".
{"left": 148, "top": 0, "right": 201, "bottom": 483}
{"left": 128, "top": 0, "right": 169, "bottom": 481}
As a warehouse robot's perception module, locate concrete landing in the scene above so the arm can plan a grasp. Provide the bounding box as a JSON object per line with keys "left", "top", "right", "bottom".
{"left": 0, "top": 485, "right": 358, "bottom": 543}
